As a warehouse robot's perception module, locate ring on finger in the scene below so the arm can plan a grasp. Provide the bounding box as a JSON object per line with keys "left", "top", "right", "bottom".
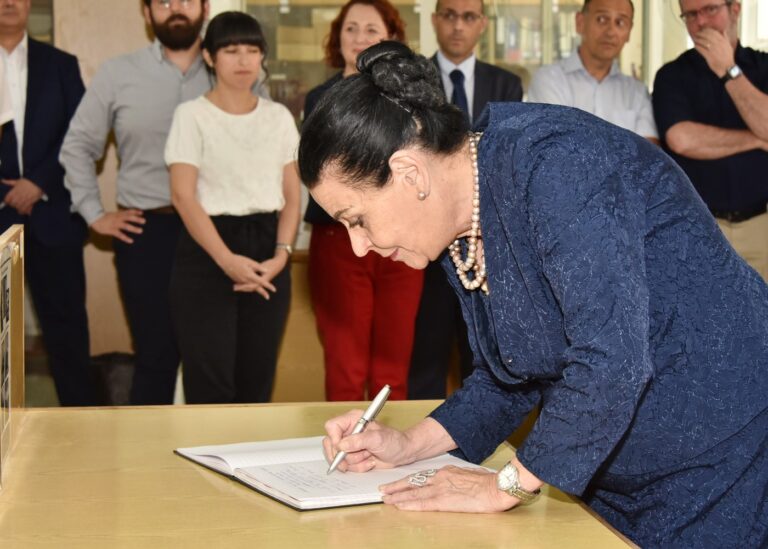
{"left": 408, "top": 469, "right": 438, "bottom": 487}
{"left": 408, "top": 474, "right": 428, "bottom": 487}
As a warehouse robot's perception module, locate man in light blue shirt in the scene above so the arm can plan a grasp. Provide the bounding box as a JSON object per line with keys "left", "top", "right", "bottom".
{"left": 60, "top": 0, "right": 212, "bottom": 405}
{"left": 528, "top": 0, "right": 658, "bottom": 142}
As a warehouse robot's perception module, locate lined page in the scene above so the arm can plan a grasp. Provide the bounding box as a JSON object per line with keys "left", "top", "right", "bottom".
{"left": 177, "top": 436, "right": 326, "bottom": 473}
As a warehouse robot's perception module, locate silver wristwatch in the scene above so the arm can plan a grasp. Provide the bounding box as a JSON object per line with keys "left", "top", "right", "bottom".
{"left": 721, "top": 64, "right": 743, "bottom": 83}
{"left": 496, "top": 462, "right": 540, "bottom": 504}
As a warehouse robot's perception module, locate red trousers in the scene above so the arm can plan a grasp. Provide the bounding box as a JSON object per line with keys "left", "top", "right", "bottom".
{"left": 308, "top": 223, "right": 424, "bottom": 401}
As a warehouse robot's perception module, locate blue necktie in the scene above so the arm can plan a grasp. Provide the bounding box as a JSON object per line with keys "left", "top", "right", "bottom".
{"left": 450, "top": 69, "right": 469, "bottom": 121}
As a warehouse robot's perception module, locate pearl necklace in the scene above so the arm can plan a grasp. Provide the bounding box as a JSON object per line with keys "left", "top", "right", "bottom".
{"left": 448, "top": 132, "right": 488, "bottom": 294}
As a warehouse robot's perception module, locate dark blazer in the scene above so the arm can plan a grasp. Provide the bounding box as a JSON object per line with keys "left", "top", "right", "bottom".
{"left": 0, "top": 38, "right": 86, "bottom": 246}
{"left": 431, "top": 55, "right": 523, "bottom": 122}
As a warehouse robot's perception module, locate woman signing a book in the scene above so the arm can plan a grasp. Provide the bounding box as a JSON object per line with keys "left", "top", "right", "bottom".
{"left": 165, "top": 12, "right": 300, "bottom": 404}
{"left": 302, "top": 42, "right": 768, "bottom": 548}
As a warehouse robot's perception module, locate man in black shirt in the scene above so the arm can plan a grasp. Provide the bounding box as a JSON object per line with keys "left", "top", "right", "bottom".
{"left": 652, "top": 0, "right": 768, "bottom": 280}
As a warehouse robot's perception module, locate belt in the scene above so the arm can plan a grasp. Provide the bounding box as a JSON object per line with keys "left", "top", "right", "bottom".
{"left": 118, "top": 204, "right": 176, "bottom": 215}
{"left": 710, "top": 205, "right": 767, "bottom": 223}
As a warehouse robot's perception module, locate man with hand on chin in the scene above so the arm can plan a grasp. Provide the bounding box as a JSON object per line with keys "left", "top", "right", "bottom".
{"left": 60, "top": 0, "right": 213, "bottom": 405}
{"left": 653, "top": 0, "right": 768, "bottom": 280}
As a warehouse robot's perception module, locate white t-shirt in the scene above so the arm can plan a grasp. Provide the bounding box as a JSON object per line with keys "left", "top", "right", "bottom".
{"left": 528, "top": 51, "right": 658, "bottom": 139}
{"left": 0, "top": 56, "right": 14, "bottom": 127}
{"left": 165, "top": 95, "right": 299, "bottom": 216}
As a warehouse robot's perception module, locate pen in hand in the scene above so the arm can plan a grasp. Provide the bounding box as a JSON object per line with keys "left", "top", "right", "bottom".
{"left": 327, "top": 384, "right": 391, "bottom": 474}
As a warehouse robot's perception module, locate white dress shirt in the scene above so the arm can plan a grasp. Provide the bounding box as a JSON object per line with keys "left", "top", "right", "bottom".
{"left": 0, "top": 33, "right": 28, "bottom": 171}
{"left": 528, "top": 50, "right": 658, "bottom": 139}
{"left": 436, "top": 50, "right": 477, "bottom": 121}
{"left": 0, "top": 56, "right": 13, "bottom": 127}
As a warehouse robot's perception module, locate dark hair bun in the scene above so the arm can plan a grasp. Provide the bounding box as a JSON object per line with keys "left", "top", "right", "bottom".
{"left": 356, "top": 41, "right": 446, "bottom": 110}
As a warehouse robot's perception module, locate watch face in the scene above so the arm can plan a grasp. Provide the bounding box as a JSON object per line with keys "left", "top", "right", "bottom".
{"left": 728, "top": 65, "right": 742, "bottom": 79}
{"left": 497, "top": 463, "right": 519, "bottom": 491}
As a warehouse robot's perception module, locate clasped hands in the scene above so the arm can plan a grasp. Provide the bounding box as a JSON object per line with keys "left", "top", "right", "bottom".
{"left": 322, "top": 410, "right": 523, "bottom": 513}
{"left": 2, "top": 177, "right": 44, "bottom": 215}
{"left": 219, "top": 251, "right": 286, "bottom": 299}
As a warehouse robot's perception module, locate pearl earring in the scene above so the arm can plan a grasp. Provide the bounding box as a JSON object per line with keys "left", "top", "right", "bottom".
{"left": 417, "top": 191, "right": 427, "bottom": 201}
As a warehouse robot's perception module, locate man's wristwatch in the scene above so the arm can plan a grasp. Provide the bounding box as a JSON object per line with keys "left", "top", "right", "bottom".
{"left": 721, "top": 64, "right": 743, "bottom": 83}
{"left": 275, "top": 243, "right": 293, "bottom": 256}
{"left": 496, "top": 462, "right": 540, "bottom": 505}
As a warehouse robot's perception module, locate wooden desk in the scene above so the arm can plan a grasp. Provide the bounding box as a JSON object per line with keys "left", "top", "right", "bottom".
{"left": 0, "top": 402, "right": 632, "bottom": 548}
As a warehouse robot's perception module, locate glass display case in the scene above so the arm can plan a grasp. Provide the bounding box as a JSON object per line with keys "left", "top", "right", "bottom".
{"left": 30, "top": 0, "right": 53, "bottom": 43}
{"left": 244, "top": 0, "right": 420, "bottom": 123}
{"left": 478, "top": 0, "right": 582, "bottom": 90}
{"left": 237, "top": 0, "right": 642, "bottom": 114}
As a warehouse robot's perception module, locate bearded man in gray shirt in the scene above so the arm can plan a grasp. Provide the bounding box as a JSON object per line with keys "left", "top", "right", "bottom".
{"left": 60, "top": 0, "right": 212, "bottom": 405}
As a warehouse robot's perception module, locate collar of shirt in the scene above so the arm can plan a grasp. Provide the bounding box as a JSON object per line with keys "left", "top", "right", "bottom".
{"left": 563, "top": 49, "right": 620, "bottom": 80}
{"left": 436, "top": 50, "right": 477, "bottom": 81}
{"left": 150, "top": 38, "right": 205, "bottom": 78}
{"left": 2, "top": 32, "right": 28, "bottom": 68}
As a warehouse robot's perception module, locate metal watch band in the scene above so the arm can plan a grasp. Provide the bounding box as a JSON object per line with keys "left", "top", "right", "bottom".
{"left": 276, "top": 243, "right": 293, "bottom": 255}
{"left": 506, "top": 485, "right": 540, "bottom": 504}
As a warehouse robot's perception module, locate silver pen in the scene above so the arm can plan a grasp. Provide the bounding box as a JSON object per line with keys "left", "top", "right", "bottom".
{"left": 327, "top": 384, "right": 391, "bottom": 474}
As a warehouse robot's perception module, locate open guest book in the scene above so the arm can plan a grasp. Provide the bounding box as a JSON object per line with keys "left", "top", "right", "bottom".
{"left": 175, "top": 436, "right": 485, "bottom": 510}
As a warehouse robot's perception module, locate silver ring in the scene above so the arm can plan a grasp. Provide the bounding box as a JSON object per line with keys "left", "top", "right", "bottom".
{"left": 408, "top": 475, "right": 427, "bottom": 487}
{"left": 408, "top": 469, "right": 438, "bottom": 487}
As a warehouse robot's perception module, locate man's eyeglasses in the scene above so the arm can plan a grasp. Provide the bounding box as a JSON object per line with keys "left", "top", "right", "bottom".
{"left": 154, "top": 0, "right": 193, "bottom": 9}
{"left": 679, "top": 2, "right": 731, "bottom": 23}
{"left": 436, "top": 9, "right": 484, "bottom": 25}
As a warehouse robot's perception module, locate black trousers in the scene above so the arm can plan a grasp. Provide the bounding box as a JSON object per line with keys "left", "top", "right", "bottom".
{"left": 26, "top": 229, "right": 97, "bottom": 406}
{"left": 170, "top": 213, "right": 290, "bottom": 404}
{"left": 113, "top": 212, "right": 181, "bottom": 405}
{"left": 408, "top": 260, "right": 474, "bottom": 399}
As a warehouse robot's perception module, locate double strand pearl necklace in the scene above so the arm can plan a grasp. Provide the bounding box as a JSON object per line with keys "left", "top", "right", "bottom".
{"left": 448, "top": 132, "right": 488, "bottom": 295}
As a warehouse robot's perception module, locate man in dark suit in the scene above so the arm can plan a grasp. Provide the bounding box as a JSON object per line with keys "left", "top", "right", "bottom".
{"left": 0, "top": 0, "right": 95, "bottom": 405}
{"left": 409, "top": 0, "right": 523, "bottom": 399}
{"left": 431, "top": 0, "right": 522, "bottom": 124}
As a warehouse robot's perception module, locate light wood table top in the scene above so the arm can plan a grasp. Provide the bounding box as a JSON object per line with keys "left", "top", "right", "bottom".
{"left": 0, "top": 401, "right": 632, "bottom": 548}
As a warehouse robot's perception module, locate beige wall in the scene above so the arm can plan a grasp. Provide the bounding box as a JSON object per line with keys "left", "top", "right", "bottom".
{"left": 53, "top": 0, "right": 325, "bottom": 402}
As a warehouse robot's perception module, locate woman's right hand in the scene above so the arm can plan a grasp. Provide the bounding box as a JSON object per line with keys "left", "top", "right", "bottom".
{"left": 323, "top": 410, "right": 416, "bottom": 473}
{"left": 217, "top": 253, "right": 276, "bottom": 299}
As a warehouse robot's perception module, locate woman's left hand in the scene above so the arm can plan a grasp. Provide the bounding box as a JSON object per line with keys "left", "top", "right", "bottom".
{"left": 380, "top": 465, "right": 519, "bottom": 513}
{"left": 233, "top": 253, "right": 287, "bottom": 294}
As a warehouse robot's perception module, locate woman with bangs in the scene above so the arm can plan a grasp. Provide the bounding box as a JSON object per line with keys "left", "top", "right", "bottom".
{"left": 165, "top": 11, "right": 300, "bottom": 404}
{"left": 303, "top": 0, "right": 424, "bottom": 402}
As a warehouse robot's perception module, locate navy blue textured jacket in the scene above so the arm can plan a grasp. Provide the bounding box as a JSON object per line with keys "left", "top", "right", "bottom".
{"left": 431, "top": 103, "right": 768, "bottom": 548}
